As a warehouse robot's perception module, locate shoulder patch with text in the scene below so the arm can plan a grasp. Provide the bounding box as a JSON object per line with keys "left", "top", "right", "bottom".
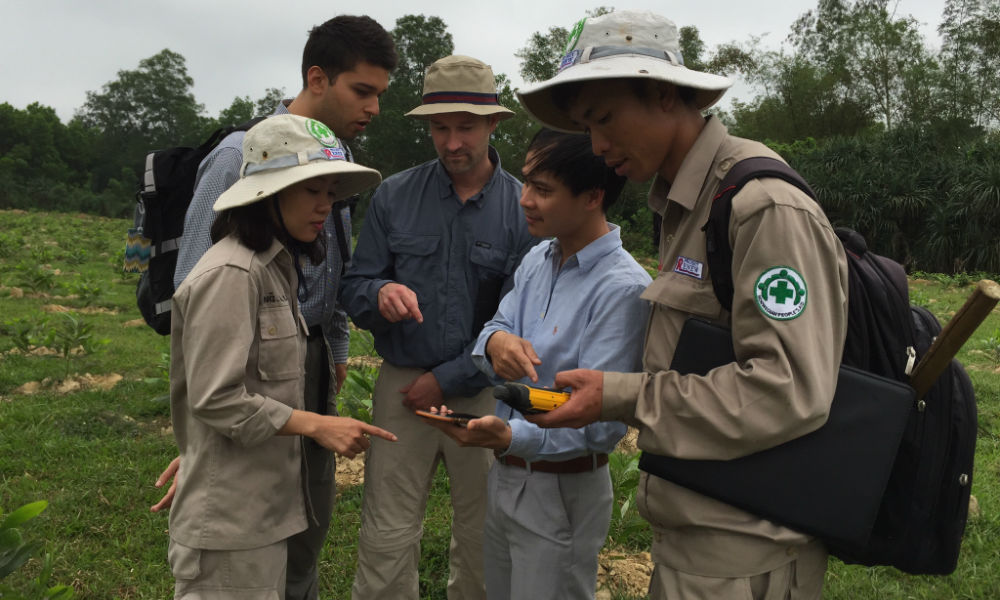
{"left": 673, "top": 256, "right": 704, "bottom": 279}
{"left": 754, "top": 266, "right": 807, "bottom": 320}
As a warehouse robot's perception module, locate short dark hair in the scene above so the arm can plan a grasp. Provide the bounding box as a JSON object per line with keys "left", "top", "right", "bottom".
{"left": 551, "top": 78, "right": 697, "bottom": 112}
{"left": 211, "top": 197, "right": 324, "bottom": 265}
{"left": 301, "top": 15, "right": 398, "bottom": 88}
{"left": 524, "top": 128, "right": 626, "bottom": 212}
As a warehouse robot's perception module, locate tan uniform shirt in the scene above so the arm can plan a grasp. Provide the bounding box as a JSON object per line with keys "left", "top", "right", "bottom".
{"left": 603, "top": 117, "right": 849, "bottom": 577}
{"left": 168, "top": 235, "right": 310, "bottom": 550}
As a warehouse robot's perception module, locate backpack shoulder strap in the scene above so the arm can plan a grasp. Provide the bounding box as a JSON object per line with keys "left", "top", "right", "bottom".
{"left": 331, "top": 199, "right": 352, "bottom": 273}
{"left": 702, "top": 156, "right": 816, "bottom": 312}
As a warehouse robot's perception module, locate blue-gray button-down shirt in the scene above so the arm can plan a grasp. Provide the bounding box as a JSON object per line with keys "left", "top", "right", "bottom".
{"left": 174, "top": 102, "right": 351, "bottom": 364}
{"left": 340, "top": 148, "right": 537, "bottom": 397}
{"left": 472, "top": 225, "right": 651, "bottom": 461}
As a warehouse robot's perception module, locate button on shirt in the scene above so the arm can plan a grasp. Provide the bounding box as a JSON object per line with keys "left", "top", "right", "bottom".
{"left": 340, "top": 148, "right": 537, "bottom": 398}
{"left": 472, "top": 225, "right": 651, "bottom": 461}
{"left": 174, "top": 101, "right": 351, "bottom": 364}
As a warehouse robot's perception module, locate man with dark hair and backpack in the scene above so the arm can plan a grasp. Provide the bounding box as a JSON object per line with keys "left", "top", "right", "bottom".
{"left": 150, "top": 14, "right": 397, "bottom": 600}
{"left": 518, "top": 10, "right": 849, "bottom": 600}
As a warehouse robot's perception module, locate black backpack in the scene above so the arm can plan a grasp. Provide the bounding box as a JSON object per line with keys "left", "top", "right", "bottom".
{"left": 701, "top": 156, "right": 977, "bottom": 575}
{"left": 128, "top": 117, "right": 266, "bottom": 335}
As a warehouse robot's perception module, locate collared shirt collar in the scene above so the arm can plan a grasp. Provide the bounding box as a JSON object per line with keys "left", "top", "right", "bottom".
{"left": 260, "top": 236, "right": 289, "bottom": 266}
{"left": 649, "top": 116, "right": 728, "bottom": 213}
{"left": 542, "top": 223, "right": 624, "bottom": 273}
{"left": 434, "top": 146, "right": 503, "bottom": 206}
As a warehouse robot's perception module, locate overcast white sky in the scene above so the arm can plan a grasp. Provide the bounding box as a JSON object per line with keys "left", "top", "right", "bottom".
{"left": 2, "top": 0, "right": 946, "bottom": 123}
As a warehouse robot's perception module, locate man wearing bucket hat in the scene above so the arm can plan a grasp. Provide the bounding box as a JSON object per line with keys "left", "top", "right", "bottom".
{"left": 340, "top": 55, "right": 537, "bottom": 599}
{"left": 152, "top": 15, "right": 396, "bottom": 600}
{"left": 519, "top": 10, "right": 849, "bottom": 600}
{"left": 167, "top": 114, "right": 397, "bottom": 598}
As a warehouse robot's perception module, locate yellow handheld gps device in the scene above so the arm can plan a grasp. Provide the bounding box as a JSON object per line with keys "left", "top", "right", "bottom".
{"left": 492, "top": 382, "right": 570, "bottom": 414}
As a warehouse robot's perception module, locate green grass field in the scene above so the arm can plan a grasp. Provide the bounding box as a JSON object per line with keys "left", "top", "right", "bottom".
{"left": 1, "top": 210, "right": 999, "bottom": 598}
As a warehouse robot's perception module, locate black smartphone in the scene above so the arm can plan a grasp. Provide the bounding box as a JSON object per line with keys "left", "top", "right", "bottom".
{"left": 414, "top": 409, "right": 479, "bottom": 427}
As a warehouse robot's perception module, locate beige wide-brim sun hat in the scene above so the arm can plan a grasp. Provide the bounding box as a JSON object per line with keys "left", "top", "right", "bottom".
{"left": 517, "top": 11, "right": 733, "bottom": 133}
{"left": 405, "top": 55, "right": 515, "bottom": 120}
{"left": 214, "top": 114, "right": 382, "bottom": 212}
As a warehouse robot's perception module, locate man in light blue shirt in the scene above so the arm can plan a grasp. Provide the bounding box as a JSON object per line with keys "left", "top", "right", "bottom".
{"left": 421, "top": 128, "right": 652, "bottom": 599}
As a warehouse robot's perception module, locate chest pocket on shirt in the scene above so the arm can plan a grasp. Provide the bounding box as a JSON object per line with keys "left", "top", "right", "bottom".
{"left": 469, "top": 243, "right": 512, "bottom": 280}
{"left": 388, "top": 233, "right": 440, "bottom": 290}
{"left": 257, "top": 305, "right": 302, "bottom": 381}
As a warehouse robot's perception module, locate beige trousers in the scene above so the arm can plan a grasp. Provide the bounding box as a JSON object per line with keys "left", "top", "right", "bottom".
{"left": 169, "top": 539, "right": 287, "bottom": 599}
{"left": 351, "top": 362, "right": 495, "bottom": 600}
{"left": 648, "top": 540, "right": 827, "bottom": 600}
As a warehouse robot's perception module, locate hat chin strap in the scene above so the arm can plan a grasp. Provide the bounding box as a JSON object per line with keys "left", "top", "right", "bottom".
{"left": 272, "top": 196, "right": 310, "bottom": 304}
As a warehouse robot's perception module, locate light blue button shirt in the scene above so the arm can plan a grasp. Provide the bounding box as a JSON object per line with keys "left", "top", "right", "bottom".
{"left": 472, "top": 224, "right": 652, "bottom": 461}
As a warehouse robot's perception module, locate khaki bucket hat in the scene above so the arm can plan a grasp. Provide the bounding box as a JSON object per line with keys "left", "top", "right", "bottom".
{"left": 214, "top": 114, "right": 382, "bottom": 212}
{"left": 405, "top": 55, "right": 515, "bottom": 120}
{"left": 517, "top": 10, "right": 733, "bottom": 132}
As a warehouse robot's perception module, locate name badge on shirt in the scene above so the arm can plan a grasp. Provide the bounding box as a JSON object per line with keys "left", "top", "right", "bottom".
{"left": 673, "top": 256, "right": 704, "bottom": 280}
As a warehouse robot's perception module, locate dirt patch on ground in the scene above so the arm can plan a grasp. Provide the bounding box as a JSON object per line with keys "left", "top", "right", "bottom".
{"left": 123, "top": 318, "right": 147, "bottom": 328}
{"left": 335, "top": 453, "right": 367, "bottom": 489}
{"left": 616, "top": 427, "right": 640, "bottom": 454}
{"left": 597, "top": 550, "right": 653, "bottom": 598}
{"left": 13, "top": 373, "right": 123, "bottom": 396}
{"left": 4, "top": 346, "right": 67, "bottom": 358}
{"left": 41, "top": 303, "right": 117, "bottom": 315}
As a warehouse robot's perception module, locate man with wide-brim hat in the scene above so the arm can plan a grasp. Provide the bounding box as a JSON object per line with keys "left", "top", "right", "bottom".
{"left": 522, "top": 10, "right": 848, "bottom": 600}
{"left": 341, "top": 55, "right": 536, "bottom": 600}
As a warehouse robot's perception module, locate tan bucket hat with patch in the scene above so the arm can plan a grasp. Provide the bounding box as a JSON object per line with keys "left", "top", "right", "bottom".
{"left": 214, "top": 114, "right": 382, "bottom": 212}
{"left": 405, "top": 55, "right": 515, "bottom": 120}
{"left": 517, "top": 10, "right": 733, "bottom": 132}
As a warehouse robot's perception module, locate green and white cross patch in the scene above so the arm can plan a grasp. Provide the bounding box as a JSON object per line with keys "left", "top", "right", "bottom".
{"left": 306, "top": 119, "right": 339, "bottom": 147}
{"left": 754, "top": 266, "right": 807, "bottom": 320}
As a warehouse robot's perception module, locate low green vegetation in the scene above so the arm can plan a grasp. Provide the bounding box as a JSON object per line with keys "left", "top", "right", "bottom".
{"left": 1, "top": 210, "right": 999, "bottom": 598}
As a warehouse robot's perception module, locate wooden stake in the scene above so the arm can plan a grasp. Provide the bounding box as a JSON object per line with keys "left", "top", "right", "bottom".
{"left": 910, "top": 279, "right": 1000, "bottom": 399}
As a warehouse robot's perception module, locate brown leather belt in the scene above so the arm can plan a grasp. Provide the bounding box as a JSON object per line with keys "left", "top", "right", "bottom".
{"left": 494, "top": 452, "right": 609, "bottom": 474}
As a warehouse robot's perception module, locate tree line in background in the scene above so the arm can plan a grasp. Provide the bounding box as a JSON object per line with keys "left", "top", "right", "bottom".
{"left": 1, "top": 0, "right": 998, "bottom": 273}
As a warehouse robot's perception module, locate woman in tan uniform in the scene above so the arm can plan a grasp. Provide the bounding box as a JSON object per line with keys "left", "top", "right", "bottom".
{"left": 166, "top": 114, "right": 396, "bottom": 599}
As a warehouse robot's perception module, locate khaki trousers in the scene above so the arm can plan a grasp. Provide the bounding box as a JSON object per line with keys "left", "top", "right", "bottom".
{"left": 169, "top": 539, "right": 287, "bottom": 599}
{"left": 648, "top": 540, "right": 827, "bottom": 600}
{"left": 351, "top": 362, "right": 494, "bottom": 600}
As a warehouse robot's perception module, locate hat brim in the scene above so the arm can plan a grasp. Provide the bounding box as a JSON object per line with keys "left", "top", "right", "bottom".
{"left": 517, "top": 54, "right": 732, "bottom": 133}
{"left": 214, "top": 160, "right": 381, "bottom": 212}
{"left": 405, "top": 103, "right": 515, "bottom": 120}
